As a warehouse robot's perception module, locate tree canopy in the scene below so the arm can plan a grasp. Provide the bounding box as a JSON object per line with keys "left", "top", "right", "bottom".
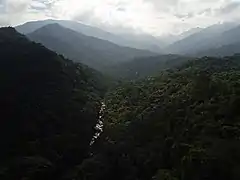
{"left": 0, "top": 27, "right": 106, "bottom": 179}
{"left": 1, "top": 27, "right": 240, "bottom": 180}
{"left": 78, "top": 54, "right": 240, "bottom": 180}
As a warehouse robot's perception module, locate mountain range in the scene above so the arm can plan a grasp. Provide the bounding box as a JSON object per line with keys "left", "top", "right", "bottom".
{"left": 165, "top": 22, "right": 239, "bottom": 55}
{"left": 27, "top": 23, "right": 156, "bottom": 71}
{"left": 2, "top": 18, "right": 240, "bottom": 180}
{"left": 17, "top": 20, "right": 240, "bottom": 59}
{"left": 196, "top": 42, "right": 240, "bottom": 57}
{"left": 16, "top": 19, "right": 164, "bottom": 53}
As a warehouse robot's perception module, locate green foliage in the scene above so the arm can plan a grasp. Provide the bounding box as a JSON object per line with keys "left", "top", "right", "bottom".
{"left": 79, "top": 54, "right": 240, "bottom": 180}
{"left": 153, "top": 169, "right": 178, "bottom": 180}
{"left": 105, "top": 54, "right": 190, "bottom": 80}
{"left": 2, "top": 26, "right": 240, "bottom": 180}
{"left": 0, "top": 27, "right": 106, "bottom": 179}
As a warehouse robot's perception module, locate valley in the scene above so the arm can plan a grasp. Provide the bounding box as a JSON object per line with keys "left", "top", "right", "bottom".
{"left": 0, "top": 18, "right": 240, "bottom": 180}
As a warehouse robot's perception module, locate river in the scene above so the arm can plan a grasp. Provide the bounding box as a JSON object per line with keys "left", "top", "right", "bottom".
{"left": 90, "top": 102, "right": 106, "bottom": 146}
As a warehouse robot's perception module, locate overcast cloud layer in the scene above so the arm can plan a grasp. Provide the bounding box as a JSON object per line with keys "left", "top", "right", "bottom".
{"left": 0, "top": 0, "right": 240, "bottom": 36}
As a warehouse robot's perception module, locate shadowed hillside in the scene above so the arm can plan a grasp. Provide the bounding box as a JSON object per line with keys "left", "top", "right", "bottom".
{"left": 0, "top": 27, "right": 106, "bottom": 179}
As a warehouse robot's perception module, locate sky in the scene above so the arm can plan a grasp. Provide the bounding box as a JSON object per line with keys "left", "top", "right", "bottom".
{"left": 0, "top": 0, "right": 240, "bottom": 36}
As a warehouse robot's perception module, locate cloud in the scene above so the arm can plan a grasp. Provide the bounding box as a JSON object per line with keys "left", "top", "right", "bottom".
{"left": 0, "top": 0, "right": 32, "bottom": 25}
{"left": 217, "top": 1, "right": 240, "bottom": 15}
{"left": 0, "top": 0, "right": 240, "bottom": 35}
{"left": 56, "top": 0, "right": 240, "bottom": 35}
{"left": 6, "top": 0, "right": 31, "bottom": 13}
{"left": 0, "top": 0, "right": 54, "bottom": 26}
{"left": 31, "top": 1, "right": 47, "bottom": 10}
{"left": 174, "top": 12, "right": 194, "bottom": 19}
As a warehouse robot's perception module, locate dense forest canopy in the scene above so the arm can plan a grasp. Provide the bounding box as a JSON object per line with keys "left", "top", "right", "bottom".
{"left": 1, "top": 25, "right": 240, "bottom": 180}
{"left": 0, "top": 27, "right": 106, "bottom": 179}
{"left": 80, "top": 54, "right": 240, "bottom": 180}
{"left": 105, "top": 54, "right": 191, "bottom": 80}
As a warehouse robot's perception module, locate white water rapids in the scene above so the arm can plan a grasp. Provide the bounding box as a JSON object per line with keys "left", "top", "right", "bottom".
{"left": 90, "top": 102, "right": 105, "bottom": 146}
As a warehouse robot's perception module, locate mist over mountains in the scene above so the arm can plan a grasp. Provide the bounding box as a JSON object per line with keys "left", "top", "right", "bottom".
{"left": 1, "top": 14, "right": 240, "bottom": 180}
{"left": 165, "top": 22, "right": 239, "bottom": 54}
{"left": 17, "top": 20, "right": 240, "bottom": 58}
{"left": 1, "top": 0, "right": 240, "bottom": 179}
{"left": 26, "top": 23, "right": 156, "bottom": 71}
{"left": 14, "top": 19, "right": 240, "bottom": 77}
{"left": 16, "top": 19, "right": 165, "bottom": 53}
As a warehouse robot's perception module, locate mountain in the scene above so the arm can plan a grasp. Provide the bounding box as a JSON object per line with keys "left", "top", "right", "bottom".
{"left": 162, "top": 27, "right": 203, "bottom": 46}
{"left": 27, "top": 23, "right": 156, "bottom": 71}
{"left": 196, "top": 42, "right": 240, "bottom": 57}
{"left": 193, "top": 25, "right": 240, "bottom": 57}
{"left": 81, "top": 54, "right": 240, "bottom": 180}
{"left": 16, "top": 19, "right": 164, "bottom": 53}
{"left": 178, "top": 27, "right": 203, "bottom": 41}
{"left": 0, "top": 27, "right": 106, "bottom": 179}
{"left": 217, "top": 24, "right": 240, "bottom": 47}
{"left": 2, "top": 25, "right": 240, "bottom": 180}
{"left": 15, "top": 19, "right": 54, "bottom": 34}
{"left": 103, "top": 32, "right": 166, "bottom": 52}
{"left": 165, "top": 22, "right": 238, "bottom": 54}
{"left": 106, "top": 54, "right": 190, "bottom": 79}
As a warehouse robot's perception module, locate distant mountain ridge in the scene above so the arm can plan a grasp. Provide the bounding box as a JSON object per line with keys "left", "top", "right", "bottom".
{"left": 192, "top": 24, "right": 240, "bottom": 57}
{"left": 196, "top": 42, "right": 240, "bottom": 57}
{"left": 165, "top": 22, "right": 239, "bottom": 55}
{"left": 16, "top": 19, "right": 164, "bottom": 53}
{"left": 27, "top": 23, "right": 156, "bottom": 71}
{"left": 178, "top": 27, "right": 203, "bottom": 41}
{"left": 17, "top": 20, "right": 240, "bottom": 58}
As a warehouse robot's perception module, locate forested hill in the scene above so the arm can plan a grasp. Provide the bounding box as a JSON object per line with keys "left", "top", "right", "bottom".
{"left": 196, "top": 42, "right": 240, "bottom": 57}
{"left": 106, "top": 54, "right": 190, "bottom": 79}
{"left": 0, "top": 27, "right": 106, "bottom": 179}
{"left": 79, "top": 54, "right": 240, "bottom": 180}
{"left": 2, "top": 26, "right": 240, "bottom": 180}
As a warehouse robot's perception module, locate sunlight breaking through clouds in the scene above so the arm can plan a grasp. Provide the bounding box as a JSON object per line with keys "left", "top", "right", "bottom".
{"left": 0, "top": 0, "right": 240, "bottom": 35}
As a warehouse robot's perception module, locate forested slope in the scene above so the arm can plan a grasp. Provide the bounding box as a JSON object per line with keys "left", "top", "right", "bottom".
{"left": 106, "top": 54, "right": 190, "bottom": 79}
{"left": 196, "top": 43, "right": 240, "bottom": 57}
{"left": 0, "top": 27, "right": 106, "bottom": 179}
{"left": 2, "top": 26, "right": 240, "bottom": 180}
{"left": 78, "top": 55, "right": 240, "bottom": 180}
